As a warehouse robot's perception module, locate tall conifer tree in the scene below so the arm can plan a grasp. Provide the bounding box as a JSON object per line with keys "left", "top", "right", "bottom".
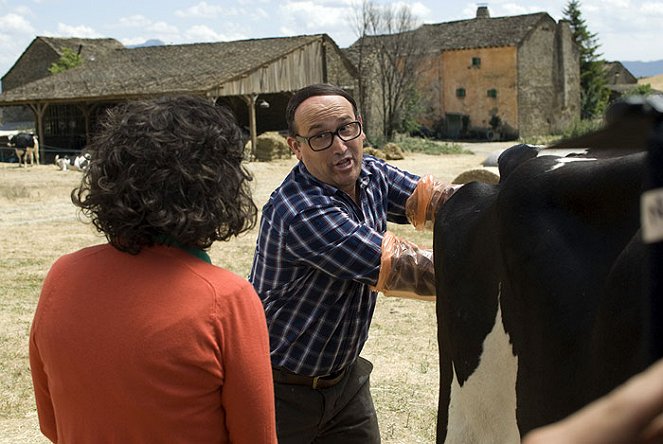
{"left": 563, "top": 0, "right": 609, "bottom": 119}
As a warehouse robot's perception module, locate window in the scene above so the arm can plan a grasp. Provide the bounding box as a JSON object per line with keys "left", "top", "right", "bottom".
{"left": 456, "top": 88, "right": 466, "bottom": 98}
{"left": 487, "top": 88, "right": 497, "bottom": 98}
{"left": 471, "top": 57, "right": 481, "bottom": 67}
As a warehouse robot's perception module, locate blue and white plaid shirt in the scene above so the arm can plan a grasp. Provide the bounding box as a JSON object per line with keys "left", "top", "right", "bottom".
{"left": 249, "top": 155, "right": 420, "bottom": 376}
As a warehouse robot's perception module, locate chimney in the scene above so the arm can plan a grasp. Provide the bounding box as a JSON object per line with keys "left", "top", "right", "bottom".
{"left": 476, "top": 4, "right": 490, "bottom": 18}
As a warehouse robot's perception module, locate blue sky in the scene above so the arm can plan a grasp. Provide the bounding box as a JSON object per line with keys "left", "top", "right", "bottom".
{"left": 1, "top": 0, "right": 662, "bottom": 82}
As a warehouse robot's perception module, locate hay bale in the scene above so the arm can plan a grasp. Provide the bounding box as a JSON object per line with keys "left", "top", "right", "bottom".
{"left": 364, "top": 147, "right": 387, "bottom": 159}
{"left": 452, "top": 168, "right": 500, "bottom": 185}
{"left": 253, "top": 132, "right": 291, "bottom": 161}
{"left": 382, "top": 142, "right": 405, "bottom": 160}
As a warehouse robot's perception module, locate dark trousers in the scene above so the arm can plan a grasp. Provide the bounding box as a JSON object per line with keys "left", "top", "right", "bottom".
{"left": 273, "top": 356, "right": 381, "bottom": 444}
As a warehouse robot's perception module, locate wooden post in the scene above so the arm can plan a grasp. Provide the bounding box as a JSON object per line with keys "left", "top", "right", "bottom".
{"left": 29, "top": 103, "right": 48, "bottom": 162}
{"left": 243, "top": 94, "right": 258, "bottom": 161}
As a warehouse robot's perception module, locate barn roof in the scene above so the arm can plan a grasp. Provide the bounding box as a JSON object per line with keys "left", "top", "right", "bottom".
{"left": 39, "top": 36, "right": 124, "bottom": 56}
{"left": 419, "top": 12, "right": 552, "bottom": 51}
{"left": 0, "top": 34, "right": 330, "bottom": 105}
{"left": 348, "top": 11, "right": 553, "bottom": 55}
{"left": 1, "top": 37, "right": 124, "bottom": 84}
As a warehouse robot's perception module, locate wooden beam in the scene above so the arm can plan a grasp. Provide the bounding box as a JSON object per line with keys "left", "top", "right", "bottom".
{"left": 28, "top": 103, "right": 48, "bottom": 161}
{"left": 242, "top": 94, "right": 258, "bottom": 161}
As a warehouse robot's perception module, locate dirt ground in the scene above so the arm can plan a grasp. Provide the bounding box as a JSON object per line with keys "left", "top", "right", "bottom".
{"left": 0, "top": 144, "right": 508, "bottom": 444}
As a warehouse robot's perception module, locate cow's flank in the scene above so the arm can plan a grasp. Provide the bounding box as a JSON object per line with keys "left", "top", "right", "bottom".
{"left": 434, "top": 145, "right": 650, "bottom": 443}
{"left": 9, "top": 133, "right": 39, "bottom": 167}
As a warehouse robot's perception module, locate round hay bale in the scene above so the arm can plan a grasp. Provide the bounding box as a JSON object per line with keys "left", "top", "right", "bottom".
{"left": 364, "top": 147, "right": 387, "bottom": 160}
{"left": 382, "top": 142, "right": 405, "bottom": 160}
{"left": 254, "top": 131, "right": 291, "bottom": 161}
{"left": 452, "top": 168, "right": 500, "bottom": 185}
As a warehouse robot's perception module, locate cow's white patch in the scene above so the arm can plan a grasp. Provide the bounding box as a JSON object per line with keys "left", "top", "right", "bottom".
{"left": 445, "top": 283, "right": 519, "bottom": 443}
{"left": 546, "top": 157, "right": 597, "bottom": 172}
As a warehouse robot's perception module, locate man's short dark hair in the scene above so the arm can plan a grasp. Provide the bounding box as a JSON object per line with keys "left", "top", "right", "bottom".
{"left": 72, "top": 95, "right": 257, "bottom": 254}
{"left": 286, "top": 83, "right": 359, "bottom": 136}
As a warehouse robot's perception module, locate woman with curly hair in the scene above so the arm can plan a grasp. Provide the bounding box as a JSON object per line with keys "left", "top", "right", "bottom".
{"left": 29, "top": 95, "right": 277, "bottom": 443}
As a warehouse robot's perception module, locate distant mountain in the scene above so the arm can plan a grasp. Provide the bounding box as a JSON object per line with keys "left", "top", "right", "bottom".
{"left": 126, "top": 39, "right": 165, "bottom": 49}
{"left": 620, "top": 59, "right": 663, "bottom": 78}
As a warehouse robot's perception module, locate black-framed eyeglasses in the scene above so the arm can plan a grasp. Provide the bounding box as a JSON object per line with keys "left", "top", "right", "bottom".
{"left": 295, "top": 121, "right": 362, "bottom": 152}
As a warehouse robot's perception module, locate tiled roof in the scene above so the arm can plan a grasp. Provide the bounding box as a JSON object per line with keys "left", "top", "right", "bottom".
{"left": 349, "top": 12, "right": 552, "bottom": 53}
{"left": 0, "top": 35, "right": 323, "bottom": 103}
{"left": 419, "top": 12, "right": 551, "bottom": 51}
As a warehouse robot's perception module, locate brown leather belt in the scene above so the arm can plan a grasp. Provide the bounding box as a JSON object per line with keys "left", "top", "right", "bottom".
{"left": 272, "top": 367, "right": 347, "bottom": 389}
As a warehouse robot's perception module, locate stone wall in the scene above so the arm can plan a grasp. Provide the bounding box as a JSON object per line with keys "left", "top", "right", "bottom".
{"left": 517, "top": 16, "right": 580, "bottom": 138}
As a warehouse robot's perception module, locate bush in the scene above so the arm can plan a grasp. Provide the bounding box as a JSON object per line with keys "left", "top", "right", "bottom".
{"left": 396, "top": 136, "right": 471, "bottom": 155}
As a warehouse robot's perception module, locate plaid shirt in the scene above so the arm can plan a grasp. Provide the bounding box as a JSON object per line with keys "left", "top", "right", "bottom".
{"left": 249, "top": 155, "right": 419, "bottom": 376}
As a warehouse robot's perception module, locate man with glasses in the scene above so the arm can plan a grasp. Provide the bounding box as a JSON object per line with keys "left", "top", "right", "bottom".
{"left": 249, "top": 83, "right": 457, "bottom": 443}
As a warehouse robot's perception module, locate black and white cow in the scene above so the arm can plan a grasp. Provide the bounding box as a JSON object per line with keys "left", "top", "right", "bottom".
{"left": 8, "top": 132, "right": 40, "bottom": 167}
{"left": 433, "top": 144, "right": 653, "bottom": 443}
{"left": 54, "top": 153, "right": 91, "bottom": 171}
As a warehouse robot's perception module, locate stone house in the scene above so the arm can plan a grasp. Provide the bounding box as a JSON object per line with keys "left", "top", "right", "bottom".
{"left": 0, "top": 34, "right": 357, "bottom": 161}
{"left": 350, "top": 6, "right": 581, "bottom": 140}
{"left": 603, "top": 61, "right": 639, "bottom": 101}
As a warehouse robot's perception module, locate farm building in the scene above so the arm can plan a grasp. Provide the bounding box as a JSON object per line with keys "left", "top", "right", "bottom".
{"left": 0, "top": 6, "right": 584, "bottom": 158}
{"left": 349, "top": 6, "right": 581, "bottom": 140}
{"left": 603, "top": 61, "right": 640, "bottom": 101}
{"left": 0, "top": 34, "right": 357, "bottom": 162}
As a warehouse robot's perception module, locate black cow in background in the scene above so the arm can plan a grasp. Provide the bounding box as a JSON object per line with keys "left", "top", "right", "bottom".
{"left": 8, "top": 132, "right": 40, "bottom": 167}
{"left": 432, "top": 94, "right": 663, "bottom": 443}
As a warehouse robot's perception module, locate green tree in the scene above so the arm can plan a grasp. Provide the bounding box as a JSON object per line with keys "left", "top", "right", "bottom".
{"left": 49, "top": 47, "right": 82, "bottom": 74}
{"left": 624, "top": 83, "right": 653, "bottom": 97}
{"left": 563, "top": 0, "right": 609, "bottom": 119}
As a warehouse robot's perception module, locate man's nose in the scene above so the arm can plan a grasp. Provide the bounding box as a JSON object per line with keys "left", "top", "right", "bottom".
{"left": 329, "top": 133, "right": 348, "bottom": 153}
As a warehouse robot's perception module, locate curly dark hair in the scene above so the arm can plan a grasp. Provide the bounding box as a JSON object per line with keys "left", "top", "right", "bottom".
{"left": 72, "top": 95, "right": 257, "bottom": 255}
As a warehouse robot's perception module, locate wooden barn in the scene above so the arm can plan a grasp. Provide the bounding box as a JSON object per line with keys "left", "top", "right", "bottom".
{"left": 0, "top": 34, "right": 357, "bottom": 162}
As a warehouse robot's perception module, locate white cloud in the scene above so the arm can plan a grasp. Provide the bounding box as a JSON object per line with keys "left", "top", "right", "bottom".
{"left": 0, "top": 12, "right": 35, "bottom": 34}
{"left": 280, "top": 1, "right": 350, "bottom": 28}
{"left": 183, "top": 24, "right": 240, "bottom": 41}
{"left": 147, "top": 21, "right": 179, "bottom": 35}
{"left": 55, "top": 23, "right": 102, "bottom": 38}
{"left": 113, "top": 16, "right": 180, "bottom": 41}
{"left": 175, "top": 2, "right": 226, "bottom": 18}
{"left": 641, "top": 1, "right": 663, "bottom": 14}
{"left": 251, "top": 8, "right": 270, "bottom": 19}
{"left": 399, "top": 1, "right": 432, "bottom": 19}
{"left": 13, "top": 5, "right": 33, "bottom": 16}
{"left": 117, "top": 15, "right": 153, "bottom": 28}
{"left": 119, "top": 36, "right": 152, "bottom": 47}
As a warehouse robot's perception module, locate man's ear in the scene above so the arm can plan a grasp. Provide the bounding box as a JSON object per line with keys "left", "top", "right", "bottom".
{"left": 358, "top": 115, "right": 366, "bottom": 142}
{"left": 287, "top": 136, "right": 302, "bottom": 160}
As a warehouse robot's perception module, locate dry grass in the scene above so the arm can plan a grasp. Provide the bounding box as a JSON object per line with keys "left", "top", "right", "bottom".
{"left": 0, "top": 150, "right": 488, "bottom": 443}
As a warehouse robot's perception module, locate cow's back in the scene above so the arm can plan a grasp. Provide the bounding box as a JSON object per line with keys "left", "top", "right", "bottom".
{"left": 434, "top": 149, "right": 650, "bottom": 442}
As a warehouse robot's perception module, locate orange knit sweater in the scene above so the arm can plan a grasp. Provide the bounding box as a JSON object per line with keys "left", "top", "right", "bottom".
{"left": 30, "top": 244, "right": 277, "bottom": 443}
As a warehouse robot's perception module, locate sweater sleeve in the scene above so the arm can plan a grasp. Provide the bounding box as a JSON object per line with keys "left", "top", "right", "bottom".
{"left": 29, "top": 270, "right": 58, "bottom": 442}
{"left": 218, "top": 280, "right": 277, "bottom": 444}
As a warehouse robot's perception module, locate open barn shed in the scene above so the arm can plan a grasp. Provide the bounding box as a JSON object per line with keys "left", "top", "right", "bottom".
{"left": 0, "top": 35, "right": 357, "bottom": 162}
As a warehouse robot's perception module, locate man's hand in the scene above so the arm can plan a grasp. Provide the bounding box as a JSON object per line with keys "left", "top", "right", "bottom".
{"left": 523, "top": 358, "right": 663, "bottom": 444}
